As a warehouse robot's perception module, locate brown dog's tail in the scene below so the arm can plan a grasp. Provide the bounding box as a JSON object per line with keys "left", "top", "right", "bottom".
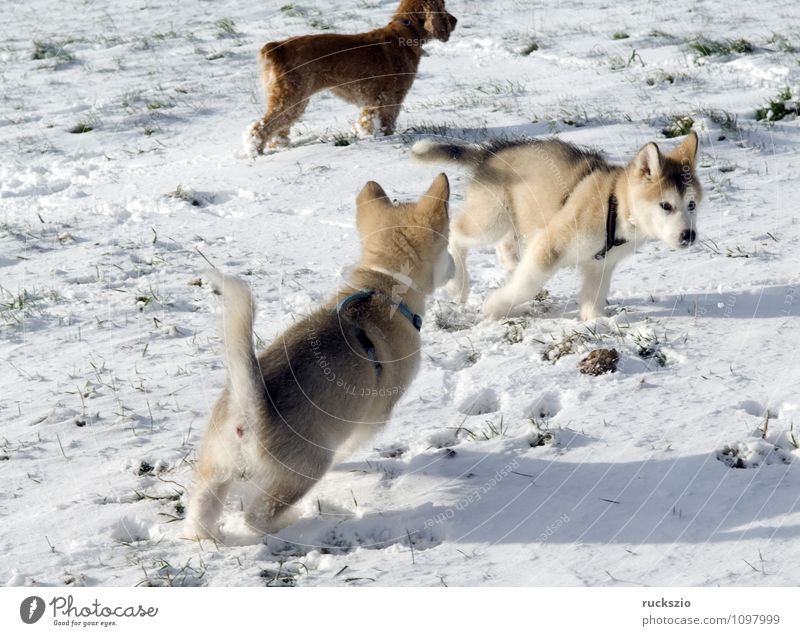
{"left": 259, "top": 41, "right": 282, "bottom": 66}
{"left": 258, "top": 41, "right": 283, "bottom": 88}
{"left": 411, "top": 139, "right": 486, "bottom": 169}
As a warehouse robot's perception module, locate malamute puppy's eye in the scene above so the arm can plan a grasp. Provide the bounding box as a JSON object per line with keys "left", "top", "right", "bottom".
{"left": 659, "top": 201, "right": 673, "bottom": 212}
{"left": 687, "top": 201, "right": 696, "bottom": 211}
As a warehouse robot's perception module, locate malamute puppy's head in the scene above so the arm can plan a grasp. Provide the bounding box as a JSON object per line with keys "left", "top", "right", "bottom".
{"left": 356, "top": 173, "right": 454, "bottom": 292}
{"left": 626, "top": 131, "right": 702, "bottom": 250}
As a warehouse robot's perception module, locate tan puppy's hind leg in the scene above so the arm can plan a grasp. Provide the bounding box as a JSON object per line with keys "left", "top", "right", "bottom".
{"left": 495, "top": 230, "right": 520, "bottom": 278}
{"left": 184, "top": 427, "right": 235, "bottom": 541}
{"left": 446, "top": 191, "right": 512, "bottom": 303}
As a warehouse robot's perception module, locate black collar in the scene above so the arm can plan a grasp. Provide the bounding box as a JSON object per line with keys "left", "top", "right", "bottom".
{"left": 335, "top": 289, "right": 423, "bottom": 376}
{"left": 336, "top": 289, "right": 422, "bottom": 331}
{"left": 594, "top": 193, "right": 627, "bottom": 260}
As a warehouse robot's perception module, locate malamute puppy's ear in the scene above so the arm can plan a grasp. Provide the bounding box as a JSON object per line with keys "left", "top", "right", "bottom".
{"left": 632, "top": 142, "right": 663, "bottom": 181}
{"left": 669, "top": 130, "right": 699, "bottom": 167}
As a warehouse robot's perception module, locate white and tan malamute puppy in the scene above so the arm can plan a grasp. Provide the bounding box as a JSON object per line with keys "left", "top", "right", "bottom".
{"left": 185, "top": 174, "right": 453, "bottom": 540}
{"left": 412, "top": 132, "right": 701, "bottom": 320}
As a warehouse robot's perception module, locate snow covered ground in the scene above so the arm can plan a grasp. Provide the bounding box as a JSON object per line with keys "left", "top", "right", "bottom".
{"left": 2, "top": 0, "right": 799, "bottom": 586}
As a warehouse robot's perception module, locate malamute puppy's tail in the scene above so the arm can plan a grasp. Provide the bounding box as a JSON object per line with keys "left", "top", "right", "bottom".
{"left": 205, "top": 269, "right": 265, "bottom": 426}
{"left": 411, "top": 139, "right": 487, "bottom": 168}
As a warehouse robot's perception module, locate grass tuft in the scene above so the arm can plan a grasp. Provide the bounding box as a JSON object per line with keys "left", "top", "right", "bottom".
{"left": 32, "top": 40, "right": 75, "bottom": 65}
{"left": 502, "top": 318, "right": 527, "bottom": 344}
{"left": 214, "top": 18, "right": 239, "bottom": 39}
{"left": 661, "top": 114, "right": 694, "bottom": 138}
{"left": 702, "top": 108, "right": 740, "bottom": 132}
{"left": 689, "top": 37, "right": 754, "bottom": 57}
{"left": 755, "top": 87, "right": 797, "bottom": 122}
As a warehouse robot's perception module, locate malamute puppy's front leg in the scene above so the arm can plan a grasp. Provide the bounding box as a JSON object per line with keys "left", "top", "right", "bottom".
{"left": 578, "top": 261, "right": 616, "bottom": 321}
{"left": 483, "top": 249, "right": 551, "bottom": 319}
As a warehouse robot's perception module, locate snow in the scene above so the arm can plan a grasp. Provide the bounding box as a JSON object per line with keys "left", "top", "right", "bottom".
{"left": 2, "top": 0, "right": 799, "bottom": 586}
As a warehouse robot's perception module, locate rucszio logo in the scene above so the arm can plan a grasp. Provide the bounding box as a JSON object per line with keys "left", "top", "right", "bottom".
{"left": 20, "top": 596, "right": 46, "bottom": 624}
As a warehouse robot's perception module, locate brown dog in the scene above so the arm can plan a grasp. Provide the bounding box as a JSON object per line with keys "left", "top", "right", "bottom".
{"left": 245, "top": 0, "right": 457, "bottom": 155}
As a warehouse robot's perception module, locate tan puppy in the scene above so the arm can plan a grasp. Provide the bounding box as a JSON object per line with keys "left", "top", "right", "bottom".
{"left": 184, "top": 174, "right": 453, "bottom": 540}
{"left": 246, "top": 0, "right": 457, "bottom": 154}
{"left": 412, "top": 133, "right": 702, "bottom": 320}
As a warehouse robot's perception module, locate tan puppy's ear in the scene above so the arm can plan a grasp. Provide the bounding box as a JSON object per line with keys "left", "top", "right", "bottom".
{"left": 356, "top": 181, "right": 393, "bottom": 239}
{"left": 422, "top": 173, "right": 449, "bottom": 209}
{"left": 357, "top": 181, "right": 391, "bottom": 209}
{"left": 669, "top": 130, "right": 699, "bottom": 167}
{"left": 633, "top": 142, "right": 662, "bottom": 181}
{"left": 417, "top": 172, "right": 450, "bottom": 231}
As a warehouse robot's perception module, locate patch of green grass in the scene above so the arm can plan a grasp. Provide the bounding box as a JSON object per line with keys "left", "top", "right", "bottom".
{"left": 331, "top": 132, "right": 356, "bottom": 147}
{"left": 462, "top": 416, "right": 509, "bottom": 442}
{"left": 702, "top": 108, "right": 740, "bottom": 132}
{"left": 502, "top": 318, "right": 528, "bottom": 344}
{"left": 631, "top": 330, "right": 667, "bottom": 366}
{"left": 475, "top": 79, "right": 527, "bottom": 96}
{"left": 542, "top": 330, "right": 593, "bottom": 363}
{"left": 279, "top": 5, "right": 331, "bottom": 30}
{"left": 528, "top": 418, "right": 555, "bottom": 447}
{"left": 661, "top": 114, "right": 694, "bottom": 138}
{"left": 32, "top": 40, "right": 73, "bottom": 61}
{"left": 152, "top": 30, "right": 178, "bottom": 41}
{"left": 612, "top": 31, "right": 630, "bottom": 40}
{"left": 755, "top": 87, "right": 797, "bottom": 122}
{"left": 214, "top": 18, "right": 239, "bottom": 39}
{"left": 765, "top": 33, "right": 795, "bottom": 53}
{"left": 689, "top": 37, "right": 754, "bottom": 57}
{"left": 520, "top": 39, "right": 539, "bottom": 55}
{"left": 32, "top": 40, "right": 75, "bottom": 67}
{"left": 432, "top": 301, "right": 472, "bottom": 332}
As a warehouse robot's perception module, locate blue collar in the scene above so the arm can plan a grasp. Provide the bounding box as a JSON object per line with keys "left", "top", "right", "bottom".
{"left": 336, "top": 289, "right": 423, "bottom": 331}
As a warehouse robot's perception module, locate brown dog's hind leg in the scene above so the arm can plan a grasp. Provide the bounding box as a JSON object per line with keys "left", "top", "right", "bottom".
{"left": 248, "top": 77, "right": 309, "bottom": 154}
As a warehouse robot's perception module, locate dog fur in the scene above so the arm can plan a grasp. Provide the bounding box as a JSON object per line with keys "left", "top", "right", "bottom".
{"left": 412, "top": 132, "right": 702, "bottom": 320}
{"left": 246, "top": 0, "right": 457, "bottom": 154}
{"left": 184, "top": 174, "right": 453, "bottom": 540}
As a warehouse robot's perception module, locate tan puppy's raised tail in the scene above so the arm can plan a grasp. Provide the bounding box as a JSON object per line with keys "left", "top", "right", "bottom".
{"left": 204, "top": 269, "right": 263, "bottom": 433}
